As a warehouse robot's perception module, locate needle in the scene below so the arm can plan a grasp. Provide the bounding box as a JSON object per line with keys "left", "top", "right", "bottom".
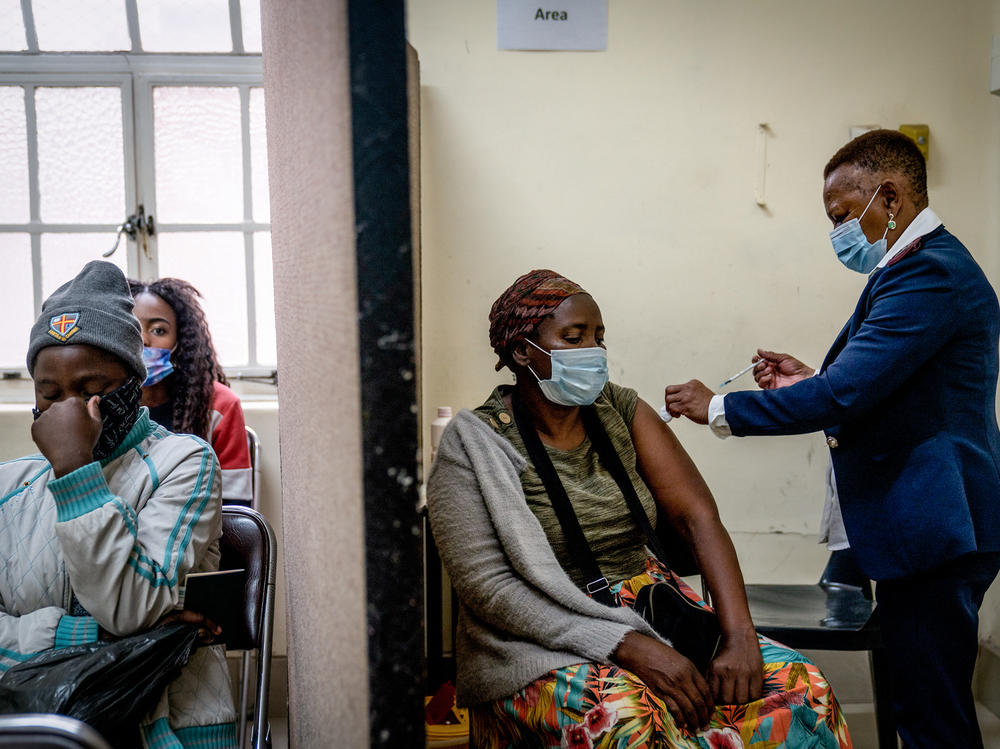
{"left": 718, "top": 361, "right": 762, "bottom": 390}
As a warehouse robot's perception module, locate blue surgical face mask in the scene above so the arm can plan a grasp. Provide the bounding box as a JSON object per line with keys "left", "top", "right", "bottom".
{"left": 141, "top": 346, "right": 174, "bottom": 387}
{"left": 525, "top": 339, "right": 609, "bottom": 407}
{"left": 829, "top": 184, "right": 889, "bottom": 274}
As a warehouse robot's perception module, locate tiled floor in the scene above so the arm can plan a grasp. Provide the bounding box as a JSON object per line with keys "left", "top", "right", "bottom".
{"left": 983, "top": 704, "right": 1000, "bottom": 748}
{"left": 269, "top": 716, "right": 288, "bottom": 749}
{"left": 801, "top": 648, "right": 1000, "bottom": 748}
{"left": 839, "top": 703, "right": 1000, "bottom": 748}
{"left": 264, "top": 650, "right": 1000, "bottom": 748}
{"left": 269, "top": 706, "right": 1000, "bottom": 748}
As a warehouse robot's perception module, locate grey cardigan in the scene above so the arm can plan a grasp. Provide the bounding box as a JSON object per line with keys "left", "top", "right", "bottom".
{"left": 426, "top": 409, "right": 660, "bottom": 706}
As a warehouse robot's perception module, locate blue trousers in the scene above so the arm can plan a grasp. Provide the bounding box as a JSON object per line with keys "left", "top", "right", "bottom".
{"left": 875, "top": 552, "right": 1000, "bottom": 749}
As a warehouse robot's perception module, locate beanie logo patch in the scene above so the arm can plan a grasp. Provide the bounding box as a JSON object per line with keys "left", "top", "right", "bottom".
{"left": 47, "top": 313, "right": 81, "bottom": 343}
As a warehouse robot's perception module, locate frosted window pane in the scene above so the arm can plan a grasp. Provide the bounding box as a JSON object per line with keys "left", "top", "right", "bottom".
{"left": 137, "top": 0, "right": 231, "bottom": 53}
{"left": 0, "top": 87, "right": 29, "bottom": 223}
{"left": 34, "top": 0, "right": 129, "bottom": 51}
{"left": 154, "top": 87, "right": 242, "bottom": 223}
{"left": 41, "top": 234, "right": 127, "bottom": 299}
{"left": 0, "top": 0, "right": 27, "bottom": 51}
{"left": 157, "top": 232, "right": 248, "bottom": 365}
{"left": 0, "top": 234, "right": 34, "bottom": 368}
{"left": 241, "top": 0, "right": 261, "bottom": 53}
{"left": 254, "top": 233, "right": 275, "bottom": 365}
{"left": 249, "top": 88, "right": 269, "bottom": 222}
{"left": 36, "top": 87, "right": 125, "bottom": 223}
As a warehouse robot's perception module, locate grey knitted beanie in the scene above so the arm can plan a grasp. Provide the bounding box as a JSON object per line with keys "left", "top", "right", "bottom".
{"left": 26, "top": 260, "right": 146, "bottom": 380}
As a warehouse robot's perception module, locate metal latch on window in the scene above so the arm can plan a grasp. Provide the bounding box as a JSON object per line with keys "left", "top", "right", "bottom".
{"left": 104, "top": 206, "right": 155, "bottom": 259}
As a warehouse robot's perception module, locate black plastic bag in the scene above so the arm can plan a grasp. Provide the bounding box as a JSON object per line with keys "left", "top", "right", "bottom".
{"left": 0, "top": 623, "right": 198, "bottom": 748}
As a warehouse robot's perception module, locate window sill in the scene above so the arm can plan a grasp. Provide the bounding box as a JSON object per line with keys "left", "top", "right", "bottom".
{"left": 0, "top": 373, "right": 278, "bottom": 405}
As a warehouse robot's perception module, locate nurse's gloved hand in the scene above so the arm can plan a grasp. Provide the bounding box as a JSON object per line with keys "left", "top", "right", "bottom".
{"left": 664, "top": 380, "right": 714, "bottom": 424}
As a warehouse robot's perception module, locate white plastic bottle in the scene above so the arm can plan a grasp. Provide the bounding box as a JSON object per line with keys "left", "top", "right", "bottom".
{"left": 430, "top": 406, "right": 453, "bottom": 464}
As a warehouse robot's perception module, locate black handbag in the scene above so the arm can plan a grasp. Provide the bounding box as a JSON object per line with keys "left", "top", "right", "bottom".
{"left": 632, "top": 580, "right": 721, "bottom": 673}
{"left": 511, "top": 395, "right": 722, "bottom": 672}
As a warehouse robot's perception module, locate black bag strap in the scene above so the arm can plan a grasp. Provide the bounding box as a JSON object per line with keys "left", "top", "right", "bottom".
{"left": 510, "top": 394, "right": 617, "bottom": 606}
{"left": 578, "top": 405, "right": 669, "bottom": 564}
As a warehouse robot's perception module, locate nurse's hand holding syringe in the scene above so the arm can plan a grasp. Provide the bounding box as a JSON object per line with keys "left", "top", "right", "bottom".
{"left": 663, "top": 349, "right": 816, "bottom": 424}
{"left": 659, "top": 356, "right": 769, "bottom": 422}
{"left": 750, "top": 349, "right": 815, "bottom": 390}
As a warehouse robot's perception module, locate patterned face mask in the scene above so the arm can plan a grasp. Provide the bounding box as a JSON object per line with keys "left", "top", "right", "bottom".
{"left": 92, "top": 376, "right": 142, "bottom": 461}
{"left": 141, "top": 346, "right": 175, "bottom": 387}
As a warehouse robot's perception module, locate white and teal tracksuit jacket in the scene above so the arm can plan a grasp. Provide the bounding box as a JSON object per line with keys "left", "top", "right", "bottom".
{"left": 0, "top": 408, "right": 237, "bottom": 749}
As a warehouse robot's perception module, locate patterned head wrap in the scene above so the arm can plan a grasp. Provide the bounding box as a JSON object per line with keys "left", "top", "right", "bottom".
{"left": 488, "top": 269, "right": 586, "bottom": 371}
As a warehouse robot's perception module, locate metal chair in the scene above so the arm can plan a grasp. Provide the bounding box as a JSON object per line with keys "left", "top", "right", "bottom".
{"left": 744, "top": 548, "right": 896, "bottom": 748}
{"left": 236, "top": 425, "right": 263, "bottom": 743}
{"left": 423, "top": 505, "right": 459, "bottom": 692}
{"left": 220, "top": 506, "right": 277, "bottom": 749}
{"left": 659, "top": 526, "right": 894, "bottom": 745}
{"left": 0, "top": 714, "right": 112, "bottom": 749}
{"left": 245, "top": 425, "right": 262, "bottom": 509}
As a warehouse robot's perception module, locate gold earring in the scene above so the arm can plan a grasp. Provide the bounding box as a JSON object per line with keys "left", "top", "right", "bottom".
{"left": 887, "top": 212, "right": 896, "bottom": 230}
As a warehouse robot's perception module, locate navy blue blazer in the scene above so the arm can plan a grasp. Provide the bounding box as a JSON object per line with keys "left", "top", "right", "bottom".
{"left": 725, "top": 226, "right": 1000, "bottom": 580}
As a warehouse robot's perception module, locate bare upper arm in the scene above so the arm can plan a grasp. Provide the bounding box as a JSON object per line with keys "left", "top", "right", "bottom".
{"left": 630, "top": 397, "right": 720, "bottom": 527}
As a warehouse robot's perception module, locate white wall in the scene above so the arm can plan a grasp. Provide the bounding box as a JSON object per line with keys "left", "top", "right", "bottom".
{"left": 980, "top": 0, "right": 1000, "bottom": 661}
{"left": 239, "top": 402, "right": 286, "bottom": 658}
{"left": 408, "top": 0, "right": 1000, "bottom": 631}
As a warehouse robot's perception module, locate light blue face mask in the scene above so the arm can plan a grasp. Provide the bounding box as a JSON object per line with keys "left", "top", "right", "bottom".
{"left": 829, "top": 184, "right": 890, "bottom": 274}
{"left": 525, "top": 339, "right": 609, "bottom": 407}
{"left": 141, "top": 346, "right": 174, "bottom": 387}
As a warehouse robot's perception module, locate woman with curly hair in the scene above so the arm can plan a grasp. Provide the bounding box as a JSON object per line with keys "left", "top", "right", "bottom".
{"left": 129, "top": 277, "right": 252, "bottom": 506}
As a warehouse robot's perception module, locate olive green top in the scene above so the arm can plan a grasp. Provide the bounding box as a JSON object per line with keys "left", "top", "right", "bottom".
{"left": 474, "top": 382, "right": 657, "bottom": 589}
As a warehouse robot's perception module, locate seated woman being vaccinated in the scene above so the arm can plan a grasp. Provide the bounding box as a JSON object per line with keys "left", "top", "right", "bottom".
{"left": 426, "top": 269, "right": 852, "bottom": 748}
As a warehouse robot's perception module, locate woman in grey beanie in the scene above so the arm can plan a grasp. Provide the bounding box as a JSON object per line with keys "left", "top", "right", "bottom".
{"left": 1, "top": 260, "right": 238, "bottom": 748}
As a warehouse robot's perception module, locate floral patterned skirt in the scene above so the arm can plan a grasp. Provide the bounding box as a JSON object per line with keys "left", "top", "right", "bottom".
{"left": 469, "top": 559, "right": 853, "bottom": 749}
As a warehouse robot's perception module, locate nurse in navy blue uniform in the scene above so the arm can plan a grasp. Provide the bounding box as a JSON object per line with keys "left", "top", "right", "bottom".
{"left": 665, "top": 129, "right": 1000, "bottom": 748}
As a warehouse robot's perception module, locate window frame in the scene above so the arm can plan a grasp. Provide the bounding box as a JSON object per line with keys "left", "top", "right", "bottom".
{"left": 16, "top": 0, "right": 254, "bottom": 56}
{"left": 0, "top": 53, "right": 273, "bottom": 380}
{"left": 0, "top": 69, "right": 138, "bottom": 321}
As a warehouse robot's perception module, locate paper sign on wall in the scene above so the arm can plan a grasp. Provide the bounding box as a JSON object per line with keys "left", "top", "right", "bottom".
{"left": 498, "top": 0, "right": 607, "bottom": 51}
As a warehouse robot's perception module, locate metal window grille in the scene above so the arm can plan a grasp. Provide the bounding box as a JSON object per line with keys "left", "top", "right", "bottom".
{"left": 0, "top": 0, "right": 273, "bottom": 378}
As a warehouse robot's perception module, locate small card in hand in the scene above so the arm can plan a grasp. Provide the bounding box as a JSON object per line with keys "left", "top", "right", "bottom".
{"left": 181, "top": 569, "right": 246, "bottom": 648}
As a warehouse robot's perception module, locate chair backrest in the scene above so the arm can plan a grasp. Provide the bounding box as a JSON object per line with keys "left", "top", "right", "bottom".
{"left": 0, "top": 714, "right": 113, "bottom": 749}
{"left": 219, "top": 506, "right": 275, "bottom": 651}
{"left": 245, "top": 425, "right": 262, "bottom": 510}
{"left": 219, "top": 506, "right": 276, "bottom": 749}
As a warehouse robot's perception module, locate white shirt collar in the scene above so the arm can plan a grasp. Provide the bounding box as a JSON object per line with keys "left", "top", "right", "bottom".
{"left": 875, "top": 206, "right": 943, "bottom": 269}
